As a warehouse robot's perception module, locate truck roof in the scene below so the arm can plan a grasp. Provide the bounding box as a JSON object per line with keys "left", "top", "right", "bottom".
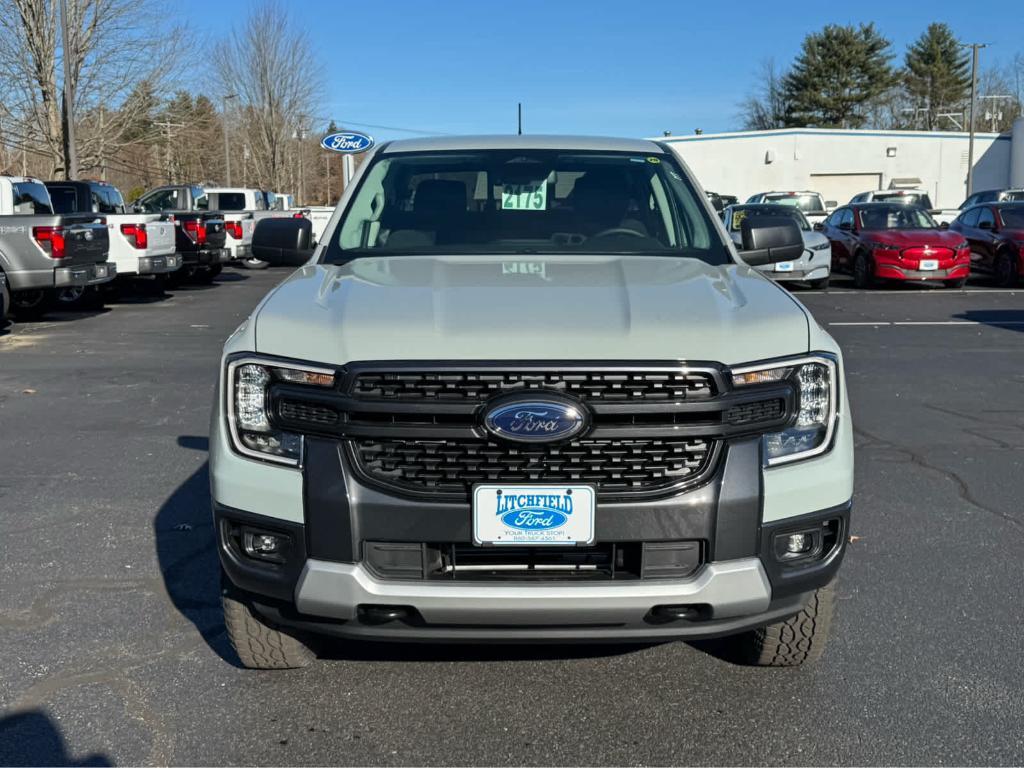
{"left": 380, "top": 134, "right": 667, "bottom": 154}
{"left": 205, "top": 187, "right": 262, "bottom": 194}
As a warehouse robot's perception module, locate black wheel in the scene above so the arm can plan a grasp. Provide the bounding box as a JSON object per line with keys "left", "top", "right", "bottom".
{"left": 222, "top": 579, "right": 314, "bottom": 669}
{"left": 852, "top": 251, "right": 874, "bottom": 289}
{"left": 994, "top": 250, "right": 1019, "bottom": 287}
{"left": 807, "top": 276, "right": 830, "bottom": 290}
{"left": 944, "top": 277, "right": 967, "bottom": 289}
{"left": 11, "top": 289, "right": 56, "bottom": 320}
{"left": 723, "top": 583, "right": 836, "bottom": 667}
{"left": 56, "top": 285, "right": 104, "bottom": 309}
{"left": 240, "top": 257, "right": 269, "bottom": 270}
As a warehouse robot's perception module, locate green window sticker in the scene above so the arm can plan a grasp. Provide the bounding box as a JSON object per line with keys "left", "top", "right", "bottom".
{"left": 502, "top": 181, "right": 547, "bottom": 211}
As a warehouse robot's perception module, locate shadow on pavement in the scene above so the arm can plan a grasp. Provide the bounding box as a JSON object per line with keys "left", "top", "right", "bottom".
{"left": 955, "top": 309, "right": 1024, "bottom": 331}
{"left": 153, "top": 447, "right": 238, "bottom": 666}
{"left": 0, "top": 710, "right": 112, "bottom": 767}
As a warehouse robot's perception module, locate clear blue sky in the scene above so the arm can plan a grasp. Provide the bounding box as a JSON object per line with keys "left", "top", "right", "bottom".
{"left": 190, "top": 0, "right": 1024, "bottom": 141}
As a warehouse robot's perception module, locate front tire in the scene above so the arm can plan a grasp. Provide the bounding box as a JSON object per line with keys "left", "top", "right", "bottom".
{"left": 726, "top": 583, "right": 835, "bottom": 666}
{"left": 853, "top": 251, "right": 874, "bottom": 289}
{"left": 222, "top": 581, "right": 314, "bottom": 670}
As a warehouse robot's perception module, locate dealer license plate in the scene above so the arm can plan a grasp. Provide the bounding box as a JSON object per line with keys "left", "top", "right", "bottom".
{"left": 920, "top": 259, "right": 938, "bottom": 271}
{"left": 472, "top": 485, "right": 595, "bottom": 545}
{"left": 775, "top": 261, "right": 795, "bottom": 272}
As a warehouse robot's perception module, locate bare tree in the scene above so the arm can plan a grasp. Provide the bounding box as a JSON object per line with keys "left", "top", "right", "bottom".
{"left": 737, "top": 59, "right": 789, "bottom": 130}
{"left": 213, "top": 0, "right": 321, "bottom": 193}
{"left": 0, "top": 0, "right": 189, "bottom": 178}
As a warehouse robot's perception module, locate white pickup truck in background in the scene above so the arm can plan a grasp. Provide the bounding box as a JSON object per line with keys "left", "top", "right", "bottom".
{"left": 204, "top": 187, "right": 303, "bottom": 268}
{"left": 848, "top": 188, "right": 959, "bottom": 226}
{"left": 46, "top": 180, "right": 180, "bottom": 290}
{"left": 744, "top": 191, "right": 835, "bottom": 226}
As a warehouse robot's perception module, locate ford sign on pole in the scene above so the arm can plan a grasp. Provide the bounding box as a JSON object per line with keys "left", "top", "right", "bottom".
{"left": 320, "top": 131, "right": 374, "bottom": 153}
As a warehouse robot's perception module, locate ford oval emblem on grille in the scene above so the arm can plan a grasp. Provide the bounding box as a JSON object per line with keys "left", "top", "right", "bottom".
{"left": 483, "top": 397, "right": 588, "bottom": 443}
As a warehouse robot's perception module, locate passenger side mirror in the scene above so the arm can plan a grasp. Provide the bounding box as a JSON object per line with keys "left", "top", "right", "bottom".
{"left": 838, "top": 221, "right": 853, "bottom": 232}
{"left": 978, "top": 220, "right": 993, "bottom": 231}
{"left": 252, "top": 217, "right": 314, "bottom": 266}
{"left": 738, "top": 216, "right": 804, "bottom": 266}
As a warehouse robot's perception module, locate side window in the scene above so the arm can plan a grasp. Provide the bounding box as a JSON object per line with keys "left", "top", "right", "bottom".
{"left": 192, "top": 187, "right": 208, "bottom": 210}
{"left": 138, "top": 189, "right": 178, "bottom": 212}
{"left": 90, "top": 186, "right": 117, "bottom": 213}
{"left": 977, "top": 207, "right": 996, "bottom": 229}
{"left": 12, "top": 181, "right": 54, "bottom": 214}
{"left": 960, "top": 207, "right": 980, "bottom": 227}
{"left": 839, "top": 209, "right": 854, "bottom": 228}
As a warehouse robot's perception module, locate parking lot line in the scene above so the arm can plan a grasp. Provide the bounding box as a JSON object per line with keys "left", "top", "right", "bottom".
{"left": 804, "top": 289, "right": 1022, "bottom": 295}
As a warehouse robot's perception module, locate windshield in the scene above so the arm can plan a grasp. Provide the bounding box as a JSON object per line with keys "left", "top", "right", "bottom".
{"left": 326, "top": 149, "right": 728, "bottom": 264}
{"left": 873, "top": 192, "right": 933, "bottom": 209}
{"left": 763, "top": 193, "right": 823, "bottom": 213}
{"left": 858, "top": 204, "right": 937, "bottom": 230}
{"left": 728, "top": 205, "right": 810, "bottom": 232}
{"left": 1000, "top": 207, "right": 1024, "bottom": 227}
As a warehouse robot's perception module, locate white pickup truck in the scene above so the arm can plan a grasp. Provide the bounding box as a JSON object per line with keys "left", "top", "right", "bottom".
{"left": 204, "top": 187, "right": 301, "bottom": 269}
{"left": 848, "top": 189, "right": 959, "bottom": 226}
{"left": 46, "top": 181, "right": 180, "bottom": 288}
{"left": 745, "top": 191, "right": 835, "bottom": 227}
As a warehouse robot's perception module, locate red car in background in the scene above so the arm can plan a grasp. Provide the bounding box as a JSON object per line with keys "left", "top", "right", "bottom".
{"left": 821, "top": 203, "right": 971, "bottom": 288}
{"left": 949, "top": 202, "right": 1024, "bottom": 286}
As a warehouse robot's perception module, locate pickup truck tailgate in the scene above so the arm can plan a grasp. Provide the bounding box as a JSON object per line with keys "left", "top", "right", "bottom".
{"left": 203, "top": 214, "right": 227, "bottom": 249}
{"left": 146, "top": 219, "right": 175, "bottom": 253}
{"left": 56, "top": 218, "right": 109, "bottom": 266}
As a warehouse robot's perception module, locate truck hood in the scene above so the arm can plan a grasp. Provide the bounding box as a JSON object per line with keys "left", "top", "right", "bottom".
{"left": 253, "top": 255, "right": 811, "bottom": 366}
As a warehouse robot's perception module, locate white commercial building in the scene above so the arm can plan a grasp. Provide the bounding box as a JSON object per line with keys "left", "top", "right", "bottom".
{"left": 659, "top": 119, "right": 1024, "bottom": 210}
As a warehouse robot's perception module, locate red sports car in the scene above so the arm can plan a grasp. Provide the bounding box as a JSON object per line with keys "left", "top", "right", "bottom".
{"left": 821, "top": 203, "right": 971, "bottom": 288}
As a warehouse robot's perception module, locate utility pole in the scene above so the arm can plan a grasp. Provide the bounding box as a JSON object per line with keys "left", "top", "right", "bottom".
{"left": 517, "top": 102, "right": 522, "bottom": 135}
{"left": 294, "top": 121, "right": 308, "bottom": 205}
{"left": 98, "top": 107, "right": 105, "bottom": 181}
{"left": 59, "top": 0, "right": 78, "bottom": 179}
{"left": 325, "top": 151, "right": 330, "bottom": 203}
{"left": 963, "top": 42, "right": 988, "bottom": 197}
{"left": 154, "top": 121, "right": 183, "bottom": 183}
{"left": 223, "top": 93, "right": 237, "bottom": 185}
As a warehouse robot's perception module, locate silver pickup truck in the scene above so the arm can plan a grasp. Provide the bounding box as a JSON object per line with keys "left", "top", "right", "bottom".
{"left": 0, "top": 176, "right": 113, "bottom": 319}
{"left": 211, "top": 135, "right": 854, "bottom": 670}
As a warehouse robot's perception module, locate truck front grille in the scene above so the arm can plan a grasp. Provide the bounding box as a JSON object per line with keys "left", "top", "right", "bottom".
{"left": 350, "top": 436, "right": 716, "bottom": 500}
{"left": 349, "top": 369, "right": 715, "bottom": 402}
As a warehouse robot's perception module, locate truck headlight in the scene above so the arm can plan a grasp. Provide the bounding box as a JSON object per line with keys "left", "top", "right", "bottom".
{"left": 732, "top": 355, "right": 838, "bottom": 465}
{"left": 226, "top": 357, "right": 335, "bottom": 465}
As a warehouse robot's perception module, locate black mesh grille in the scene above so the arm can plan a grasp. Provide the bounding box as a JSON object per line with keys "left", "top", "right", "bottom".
{"left": 349, "top": 370, "right": 715, "bottom": 402}
{"left": 724, "top": 398, "right": 784, "bottom": 426}
{"left": 351, "top": 437, "right": 715, "bottom": 499}
{"left": 279, "top": 400, "right": 339, "bottom": 426}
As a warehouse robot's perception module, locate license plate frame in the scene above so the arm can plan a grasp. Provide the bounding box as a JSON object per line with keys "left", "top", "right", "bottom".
{"left": 472, "top": 484, "right": 596, "bottom": 546}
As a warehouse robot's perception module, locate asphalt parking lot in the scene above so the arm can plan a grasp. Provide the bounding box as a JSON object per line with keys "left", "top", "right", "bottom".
{"left": 2, "top": 270, "right": 1023, "bottom": 766}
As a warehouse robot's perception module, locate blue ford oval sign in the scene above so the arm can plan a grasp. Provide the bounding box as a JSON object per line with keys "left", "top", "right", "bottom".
{"left": 497, "top": 491, "right": 574, "bottom": 531}
{"left": 483, "top": 398, "right": 587, "bottom": 443}
{"left": 320, "top": 131, "right": 374, "bottom": 153}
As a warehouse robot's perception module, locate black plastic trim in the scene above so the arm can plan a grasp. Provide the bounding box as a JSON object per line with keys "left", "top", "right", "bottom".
{"left": 713, "top": 438, "right": 763, "bottom": 560}
{"left": 303, "top": 437, "right": 357, "bottom": 562}
{"left": 215, "top": 504, "right": 306, "bottom": 602}
{"left": 759, "top": 501, "right": 851, "bottom": 599}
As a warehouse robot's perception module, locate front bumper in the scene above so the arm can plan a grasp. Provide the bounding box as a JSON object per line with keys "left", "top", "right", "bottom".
{"left": 874, "top": 262, "right": 970, "bottom": 281}
{"left": 53, "top": 261, "right": 116, "bottom": 287}
{"left": 136, "top": 253, "right": 182, "bottom": 275}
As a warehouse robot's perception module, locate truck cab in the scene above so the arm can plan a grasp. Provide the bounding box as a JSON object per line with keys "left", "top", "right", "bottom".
{"left": 0, "top": 176, "right": 113, "bottom": 319}
{"left": 213, "top": 136, "right": 854, "bottom": 670}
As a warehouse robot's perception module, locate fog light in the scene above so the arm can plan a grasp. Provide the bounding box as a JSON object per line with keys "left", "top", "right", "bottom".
{"left": 786, "top": 533, "right": 812, "bottom": 554}
{"left": 773, "top": 527, "right": 823, "bottom": 563}
{"left": 241, "top": 528, "right": 289, "bottom": 563}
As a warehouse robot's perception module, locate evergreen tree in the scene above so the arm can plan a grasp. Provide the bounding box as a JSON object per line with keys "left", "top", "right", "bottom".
{"left": 783, "top": 23, "right": 897, "bottom": 128}
{"left": 903, "top": 23, "right": 971, "bottom": 130}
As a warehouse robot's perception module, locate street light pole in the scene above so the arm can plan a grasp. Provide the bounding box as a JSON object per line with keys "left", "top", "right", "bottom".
{"left": 223, "top": 94, "right": 237, "bottom": 186}
{"left": 963, "top": 42, "right": 987, "bottom": 197}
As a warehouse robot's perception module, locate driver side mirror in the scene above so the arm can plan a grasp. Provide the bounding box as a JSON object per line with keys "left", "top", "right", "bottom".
{"left": 252, "top": 217, "right": 315, "bottom": 266}
{"left": 738, "top": 216, "right": 804, "bottom": 267}
{"left": 812, "top": 221, "right": 825, "bottom": 232}
{"left": 838, "top": 221, "right": 853, "bottom": 231}
{"left": 940, "top": 221, "right": 950, "bottom": 230}
{"left": 978, "top": 220, "right": 994, "bottom": 231}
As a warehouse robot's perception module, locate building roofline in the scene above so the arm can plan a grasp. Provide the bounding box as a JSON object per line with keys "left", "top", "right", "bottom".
{"left": 655, "top": 127, "right": 1010, "bottom": 143}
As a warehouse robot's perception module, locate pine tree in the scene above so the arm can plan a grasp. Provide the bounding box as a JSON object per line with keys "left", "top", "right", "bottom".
{"left": 783, "top": 24, "right": 897, "bottom": 128}
{"left": 903, "top": 23, "right": 971, "bottom": 130}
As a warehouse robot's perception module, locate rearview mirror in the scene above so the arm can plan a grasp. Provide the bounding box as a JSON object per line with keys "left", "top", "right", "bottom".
{"left": 739, "top": 216, "right": 804, "bottom": 266}
{"left": 252, "top": 217, "right": 314, "bottom": 266}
